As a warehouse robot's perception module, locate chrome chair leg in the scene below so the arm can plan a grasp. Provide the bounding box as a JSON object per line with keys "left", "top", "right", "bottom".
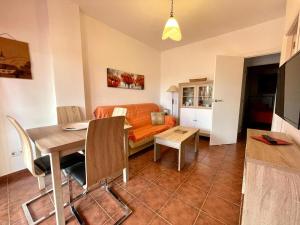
{"left": 68, "top": 175, "right": 85, "bottom": 225}
{"left": 22, "top": 181, "right": 68, "bottom": 225}
{"left": 103, "top": 180, "right": 132, "bottom": 225}
{"left": 68, "top": 179, "right": 132, "bottom": 225}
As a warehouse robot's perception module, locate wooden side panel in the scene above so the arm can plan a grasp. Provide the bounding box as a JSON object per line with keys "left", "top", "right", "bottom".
{"left": 242, "top": 162, "right": 300, "bottom": 225}
{"left": 85, "top": 116, "right": 125, "bottom": 188}
{"left": 57, "top": 106, "right": 84, "bottom": 124}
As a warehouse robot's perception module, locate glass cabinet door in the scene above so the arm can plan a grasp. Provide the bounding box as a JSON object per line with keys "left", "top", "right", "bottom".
{"left": 198, "top": 85, "right": 213, "bottom": 107}
{"left": 182, "top": 86, "right": 195, "bottom": 107}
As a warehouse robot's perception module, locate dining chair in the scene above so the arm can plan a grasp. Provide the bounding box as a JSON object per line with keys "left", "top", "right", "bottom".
{"left": 7, "top": 116, "right": 85, "bottom": 225}
{"left": 57, "top": 106, "right": 84, "bottom": 124}
{"left": 64, "top": 116, "right": 132, "bottom": 225}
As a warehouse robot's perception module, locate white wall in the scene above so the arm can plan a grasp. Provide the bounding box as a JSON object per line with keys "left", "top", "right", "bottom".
{"left": 47, "top": 0, "right": 86, "bottom": 112}
{"left": 0, "top": 0, "right": 57, "bottom": 175}
{"left": 80, "top": 14, "right": 161, "bottom": 118}
{"left": 160, "top": 18, "right": 285, "bottom": 118}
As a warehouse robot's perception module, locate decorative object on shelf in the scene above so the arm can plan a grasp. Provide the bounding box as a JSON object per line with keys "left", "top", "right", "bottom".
{"left": 167, "top": 85, "right": 178, "bottom": 116}
{"left": 162, "top": 0, "right": 182, "bottom": 41}
{"left": 107, "top": 68, "right": 144, "bottom": 90}
{"left": 0, "top": 36, "right": 32, "bottom": 79}
{"left": 189, "top": 78, "right": 207, "bottom": 83}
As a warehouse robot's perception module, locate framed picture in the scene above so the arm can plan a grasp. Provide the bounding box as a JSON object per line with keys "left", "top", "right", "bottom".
{"left": 107, "top": 68, "right": 144, "bottom": 90}
{"left": 0, "top": 37, "right": 32, "bottom": 79}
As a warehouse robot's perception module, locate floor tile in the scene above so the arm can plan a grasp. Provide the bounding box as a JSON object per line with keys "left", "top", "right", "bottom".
{"left": 78, "top": 202, "right": 110, "bottom": 225}
{"left": 185, "top": 172, "right": 213, "bottom": 193}
{"left": 119, "top": 175, "right": 152, "bottom": 197}
{"left": 202, "top": 194, "right": 240, "bottom": 225}
{"left": 154, "top": 172, "right": 183, "bottom": 193}
{"left": 3, "top": 138, "right": 245, "bottom": 225}
{"left": 138, "top": 183, "right": 171, "bottom": 212}
{"left": 122, "top": 199, "right": 155, "bottom": 225}
{"left": 210, "top": 182, "right": 241, "bottom": 205}
{"left": 159, "top": 196, "right": 199, "bottom": 225}
{"left": 92, "top": 188, "right": 122, "bottom": 216}
{"left": 194, "top": 212, "right": 225, "bottom": 225}
{"left": 138, "top": 162, "right": 165, "bottom": 182}
{"left": 150, "top": 215, "right": 171, "bottom": 225}
{"left": 214, "top": 171, "right": 242, "bottom": 191}
{"left": 175, "top": 182, "right": 207, "bottom": 208}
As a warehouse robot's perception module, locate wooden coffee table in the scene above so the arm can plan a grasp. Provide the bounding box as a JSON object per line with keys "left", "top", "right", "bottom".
{"left": 154, "top": 126, "right": 199, "bottom": 171}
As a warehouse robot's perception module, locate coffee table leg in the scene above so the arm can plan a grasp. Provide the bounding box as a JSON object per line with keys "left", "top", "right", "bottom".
{"left": 154, "top": 140, "right": 160, "bottom": 162}
{"left": 178, "top": 144, "right": 185, "bottom": 171}
{"left": 194, "top": 132, "right": 199, "bottom": 153}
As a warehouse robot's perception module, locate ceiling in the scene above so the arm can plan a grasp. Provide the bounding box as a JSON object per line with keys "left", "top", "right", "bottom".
{"left": 73, "top": 0, "right": 286, "bottom": 51}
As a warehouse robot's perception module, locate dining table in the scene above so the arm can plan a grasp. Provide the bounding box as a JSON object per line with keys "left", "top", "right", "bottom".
{"left": 26, "top": 122, "right": 132, "bottom": 225}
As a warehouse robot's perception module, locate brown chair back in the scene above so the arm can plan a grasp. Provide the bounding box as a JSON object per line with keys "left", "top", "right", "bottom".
{"left": 57, "top": 106, "right": 84, "bottom": 124}
{"left": 6, "top": 116, "right": 41, "bottom": 177}
{"left": 85, "top": 116, "right": 125, "bottom": 189}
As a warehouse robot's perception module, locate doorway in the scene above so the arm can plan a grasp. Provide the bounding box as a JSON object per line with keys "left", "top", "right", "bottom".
{"left": 239, "top": 54, "right": 280, "bottom": 133}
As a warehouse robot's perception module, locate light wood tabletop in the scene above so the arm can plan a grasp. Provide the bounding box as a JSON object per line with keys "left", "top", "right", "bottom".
{"left": 27, "top": 122, "right": 132, "bottom": 225}
{"left": 246, "top": 129, "right": 300, "bottom": 173}
{"left": 241, "top": 129, "right": 300, "bottom": 225}
{"left": 28, "top": 124, "right": 132, "bottom": 154}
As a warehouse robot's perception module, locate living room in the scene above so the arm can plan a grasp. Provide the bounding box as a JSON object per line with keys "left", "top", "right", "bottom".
{"left": 0, "top": 0, "right": 300, "bottom": 224}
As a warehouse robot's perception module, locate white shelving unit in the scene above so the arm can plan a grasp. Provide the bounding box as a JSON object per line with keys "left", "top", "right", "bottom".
{"left": 179, "top": 81, "right": 213, "bottom": 136}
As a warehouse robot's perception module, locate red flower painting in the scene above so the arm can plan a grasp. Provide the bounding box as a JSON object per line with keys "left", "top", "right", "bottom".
{"left": 107, "top": 68, "right": 144, "bottom": 90}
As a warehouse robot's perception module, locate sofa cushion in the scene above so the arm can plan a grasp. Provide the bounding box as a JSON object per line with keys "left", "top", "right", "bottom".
{"left": 129, "top": 124, "right": 169, "bottom": 142}
{"left": 151, "top": 112, "right": 165, "bottom": 125}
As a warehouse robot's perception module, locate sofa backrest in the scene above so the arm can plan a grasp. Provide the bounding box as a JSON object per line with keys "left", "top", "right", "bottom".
{"left": 94, "top": 103, "right": 160, "bottom": 129}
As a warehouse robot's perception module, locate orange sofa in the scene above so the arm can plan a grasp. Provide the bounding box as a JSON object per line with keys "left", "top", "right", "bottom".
{"left": 94, "top": 103, "right": 176, "bottom": 155}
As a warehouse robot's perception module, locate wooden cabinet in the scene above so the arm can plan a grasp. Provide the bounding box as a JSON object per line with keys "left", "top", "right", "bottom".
{"left": 179, "top": 81, "right": 213, "bottom": 136}
{"left": 241, "top": 129, "right": 300, "bottom": 225}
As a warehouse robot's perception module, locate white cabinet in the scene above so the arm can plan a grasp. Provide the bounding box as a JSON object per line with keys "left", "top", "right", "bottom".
{"left": 180, "top": 108, "right": 212, "bottom": 136}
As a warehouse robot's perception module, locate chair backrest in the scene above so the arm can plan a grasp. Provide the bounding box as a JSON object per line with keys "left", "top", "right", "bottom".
{"left": 57, "top": 106, "right": 84, "bottom": 124}
{"left": 112, "top": 107, "right": 127, "bottom": 117}
{"left": 6, "top": 116, "right": 38, "bottom": 176}
{"left": 85, "top": 116, "right": 125, "bottom": 189}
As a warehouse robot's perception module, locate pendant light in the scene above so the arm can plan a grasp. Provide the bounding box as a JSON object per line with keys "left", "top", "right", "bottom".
{"left": 162, "top": 0, "right": 182, "bottom": 41}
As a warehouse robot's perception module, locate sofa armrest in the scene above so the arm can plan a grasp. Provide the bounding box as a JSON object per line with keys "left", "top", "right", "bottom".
{"left": 164, "top": 115, "right": 176, "bottom": 127}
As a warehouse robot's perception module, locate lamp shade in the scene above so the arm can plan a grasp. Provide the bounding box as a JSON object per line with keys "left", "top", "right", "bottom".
{"left": 162, "top": 17, "right": 182, "bottom": 41}
{"left": 167, "top": 85, "right": 178, "bottom": 92}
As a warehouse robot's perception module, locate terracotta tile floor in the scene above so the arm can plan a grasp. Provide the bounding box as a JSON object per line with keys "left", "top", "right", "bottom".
{"left": 0, "top": 138, "right": 245, "bottom": 225}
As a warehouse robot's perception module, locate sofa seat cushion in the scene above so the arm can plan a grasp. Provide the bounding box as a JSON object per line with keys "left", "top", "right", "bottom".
{"left": 129, "top": 124, "right": 169, "bottom": 142}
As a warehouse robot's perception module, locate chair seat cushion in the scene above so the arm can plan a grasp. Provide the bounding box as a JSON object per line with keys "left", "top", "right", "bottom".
{"left": 34, "top": 152, "right": 85, "bottom": 175}
{"left": 64, "top": 162, "right": 86, "bottom": 187}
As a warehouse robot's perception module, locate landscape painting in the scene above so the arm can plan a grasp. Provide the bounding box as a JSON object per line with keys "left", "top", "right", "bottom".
{"left": 0, "top": 37, "right": 32, "bottom": 79}
{"left": 107, "top": 68, "right": 144, "bottom": 90}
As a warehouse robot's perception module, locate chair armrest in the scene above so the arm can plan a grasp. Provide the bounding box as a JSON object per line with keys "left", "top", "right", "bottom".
{"left": 164, "top": 115, "right": 176, "bottom": 127}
